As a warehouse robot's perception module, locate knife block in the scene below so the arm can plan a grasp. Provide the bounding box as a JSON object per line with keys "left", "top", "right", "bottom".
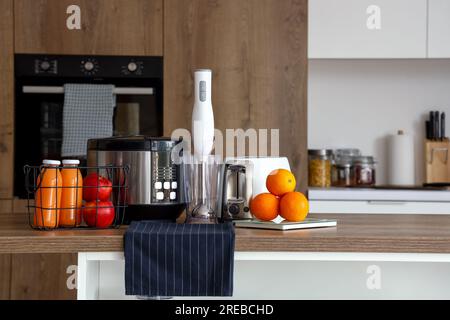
{"left": 424, "top": 139, "right": 450, "bottom": 184}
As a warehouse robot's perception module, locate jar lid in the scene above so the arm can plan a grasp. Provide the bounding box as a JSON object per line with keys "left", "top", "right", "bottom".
{"left": 334, "top": 156, "right": 354, "bottom": 166}
{"left": 42, "top": 159, "right": 61, "bottom": 165}
{"left": 62, "top": 159, "right": 80, "bottom": 165}
{"left": 308, "top": 149, "right": 333, "bottom": 156}
{"left": 333, "top": 148, "right": 361, "bottom": 157}
{"left": 353, "top": 156, "right": 375, "bottom": 164}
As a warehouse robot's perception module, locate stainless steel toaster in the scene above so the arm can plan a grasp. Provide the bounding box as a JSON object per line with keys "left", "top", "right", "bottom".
{"left": 218, "top": 160, "right": 253, "bottom": 221}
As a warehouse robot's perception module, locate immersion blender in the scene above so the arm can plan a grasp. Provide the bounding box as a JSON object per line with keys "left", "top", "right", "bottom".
{"left": 191, "top": 69, "right": 215, "bottom": 221}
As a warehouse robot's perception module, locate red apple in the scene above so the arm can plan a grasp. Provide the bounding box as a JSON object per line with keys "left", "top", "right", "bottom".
{"left": 83, "top": 173, "right": 112, "bottom": 202}
{"left": 82, "top": 201, "right": 115, "bottom": 228}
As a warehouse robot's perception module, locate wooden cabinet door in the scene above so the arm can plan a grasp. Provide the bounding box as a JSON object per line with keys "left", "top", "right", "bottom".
{"left": 164, "top": 0, "right": 308, "bottom": 192}
{"left": 428, "top": 0, "right": 450, "bottom": 58}
{"left": 309, "top": 0, "right": 427, "bottom": 58}
{"left": 14, "top": 0, "right": 163, "bottom": 55}
{"left": 0, "top": 254, "right": 11, "bottom": 299}
{"left": 10, "top": 254, "right": 77, "bottom": 300}
{"left": 0, "top": 0, "right": 14, "bottom": 199}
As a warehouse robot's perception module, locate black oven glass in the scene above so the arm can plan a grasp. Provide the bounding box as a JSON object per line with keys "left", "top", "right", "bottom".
{"left": 14, "top": 54, "right": 163, "bottom": 198}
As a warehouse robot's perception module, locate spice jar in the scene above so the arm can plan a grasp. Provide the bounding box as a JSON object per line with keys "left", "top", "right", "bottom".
{"left": 308, "top": 149, "right": 332, "bottom": 187}
{"left": 354, "top": 156, "right": 376, "bottom": 186}
{"left": 331, "top": 156, "right": 356, "bottom": 187}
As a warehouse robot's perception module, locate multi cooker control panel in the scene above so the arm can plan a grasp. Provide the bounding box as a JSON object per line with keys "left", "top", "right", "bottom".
{"left": 153, "top": 180, "right": 178, "bottom": 202}
{"left": 151, "top": 151, "right": 179, "bottom": 203}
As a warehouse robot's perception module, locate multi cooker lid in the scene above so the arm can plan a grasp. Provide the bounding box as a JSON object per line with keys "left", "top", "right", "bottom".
{"left": 87, "top": 136, "right": 181, "bottom": 151}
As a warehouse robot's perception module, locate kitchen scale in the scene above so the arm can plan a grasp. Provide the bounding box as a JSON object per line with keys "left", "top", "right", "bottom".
{"left": 234, "top": 218, "right": 337, "bottom": 231}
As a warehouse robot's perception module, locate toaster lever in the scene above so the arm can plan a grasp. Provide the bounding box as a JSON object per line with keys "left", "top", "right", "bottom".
{"left": 228, "top": 164, "right": 246, "bottom": 173}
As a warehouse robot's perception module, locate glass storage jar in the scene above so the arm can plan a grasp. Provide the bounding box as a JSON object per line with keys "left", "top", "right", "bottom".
{"left": 308, "top": 149, "right": 332, "bottom": 188}
{"left": 354, "top": 156, "right": 376, "bottom": 186}
{"left": 331, "top": 156, "right": 356, "bottom": 187}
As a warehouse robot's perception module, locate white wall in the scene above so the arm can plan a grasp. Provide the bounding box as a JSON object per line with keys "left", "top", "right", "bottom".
{"left": 308, "top": 59, "right": 450, "bottom": 185}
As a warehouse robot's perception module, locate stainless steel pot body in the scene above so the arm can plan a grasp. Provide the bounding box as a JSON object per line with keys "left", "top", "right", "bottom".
{"left": 88, "top": 150, "right": 153, "bottom": 205}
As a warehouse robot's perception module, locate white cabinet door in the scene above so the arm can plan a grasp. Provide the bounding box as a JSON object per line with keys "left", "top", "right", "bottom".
{"left": 428, "top": 0, "right": 450, "bottom": 58}
{"left": 309, "top": 0, "right": 427, "bottom": 58}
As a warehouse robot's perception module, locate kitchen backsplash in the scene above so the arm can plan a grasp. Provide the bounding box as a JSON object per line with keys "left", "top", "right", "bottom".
{"left": 308, "top": 59, "right": 450, "bottom": 185}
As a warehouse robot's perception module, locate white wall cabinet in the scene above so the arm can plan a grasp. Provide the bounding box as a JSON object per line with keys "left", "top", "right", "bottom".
{"left": 309, "top": 0, "right": 427, "bottom": 59}
{"left": 428, "top": 0, "right": 450, "bottom": 58}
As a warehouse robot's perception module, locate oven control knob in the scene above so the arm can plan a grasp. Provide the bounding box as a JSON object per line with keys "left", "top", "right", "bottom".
{"left": 40, "top": 61, "right": 50, "bottom": 71}
{"left": 84, "top": 61, "right": 95, "bottom": 71}
{"left": 127, "top": 62, "right": 138, "bottom": 72}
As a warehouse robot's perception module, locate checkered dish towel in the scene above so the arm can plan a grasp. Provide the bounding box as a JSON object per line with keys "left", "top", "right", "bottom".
{"left": 61, "top": 84, "right": 116, "bottom": 157}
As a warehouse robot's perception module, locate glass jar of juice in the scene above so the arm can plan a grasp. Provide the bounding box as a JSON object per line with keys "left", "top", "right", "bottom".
{"left": 34, "top": 159, "right": 62, "bottom": 229}
{"left": 59, "top": 159, "right": 83, "bottom": 227}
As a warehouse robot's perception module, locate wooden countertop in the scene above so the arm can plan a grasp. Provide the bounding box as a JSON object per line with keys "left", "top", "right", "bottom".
{"left": 1, "top": 213, "right": 450, "bottom": 254}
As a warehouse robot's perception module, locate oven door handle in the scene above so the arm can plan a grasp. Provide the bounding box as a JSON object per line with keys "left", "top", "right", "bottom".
{"left": 22, "top": 85, "right": 154, "bottom": 95}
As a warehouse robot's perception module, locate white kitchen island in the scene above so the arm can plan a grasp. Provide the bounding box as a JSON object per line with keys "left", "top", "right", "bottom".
{"left": 75, "top": 213, "right": 450, "bottom": 300}
{"left": 78, "top": 250, "right": 450, "bottom": 300}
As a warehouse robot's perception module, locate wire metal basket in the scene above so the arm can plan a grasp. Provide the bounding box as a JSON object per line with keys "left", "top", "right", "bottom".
{"left": 24, "top": 164, "right": 129, "bottom": 230}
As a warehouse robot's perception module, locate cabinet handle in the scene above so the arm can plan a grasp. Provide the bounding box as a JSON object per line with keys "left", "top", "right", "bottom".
{"left": 367, "top": 201, "right": 406, "bottom": 205}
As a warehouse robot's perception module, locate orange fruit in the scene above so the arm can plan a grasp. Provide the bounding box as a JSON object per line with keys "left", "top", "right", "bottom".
{"left": 279, "top": 192, "right": 309, "bottom": 222}
{"left": 266, "top": 169, "right": 296, "bottom": 196}
{"left": 250, "top": 193, "right": 279, "bottom": 221}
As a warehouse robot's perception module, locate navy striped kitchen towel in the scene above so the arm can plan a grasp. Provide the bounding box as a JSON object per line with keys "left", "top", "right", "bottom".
{"left": 124, "top": 221, "right": 235, "bottom": 297}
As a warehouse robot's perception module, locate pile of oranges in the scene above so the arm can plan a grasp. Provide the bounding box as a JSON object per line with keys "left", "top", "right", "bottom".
{"left": 250, "top": 169, "right": 309, "bottom": 222}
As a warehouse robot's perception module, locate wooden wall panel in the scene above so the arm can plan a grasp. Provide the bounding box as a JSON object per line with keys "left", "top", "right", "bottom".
{"left": 0, "top": 200, "right": 13, "bottom": 215}
{"left": 0, "top": 199, "right": 31, "bottom": 214}
{"left": 10, "top": 254, "right": 77, "bottom": 300}
{"left": 12, "top": 199, "right": 29, "bottom": 214}
{"left": 164, "top": 0, "right": 308, "bottom": 192}
{"left": 15, "top": 0, "right": 163, "bottom": 56}
{"left": 0, "top": 0, "right": 14, "bottom": 199}
{"left": 0, "top": 255, "right": 11, "bottom": 299}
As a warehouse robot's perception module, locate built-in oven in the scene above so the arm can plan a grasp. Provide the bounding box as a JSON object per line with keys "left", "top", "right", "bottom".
{"left": 14, "top": 54, "right": 163, "bottom": 198}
